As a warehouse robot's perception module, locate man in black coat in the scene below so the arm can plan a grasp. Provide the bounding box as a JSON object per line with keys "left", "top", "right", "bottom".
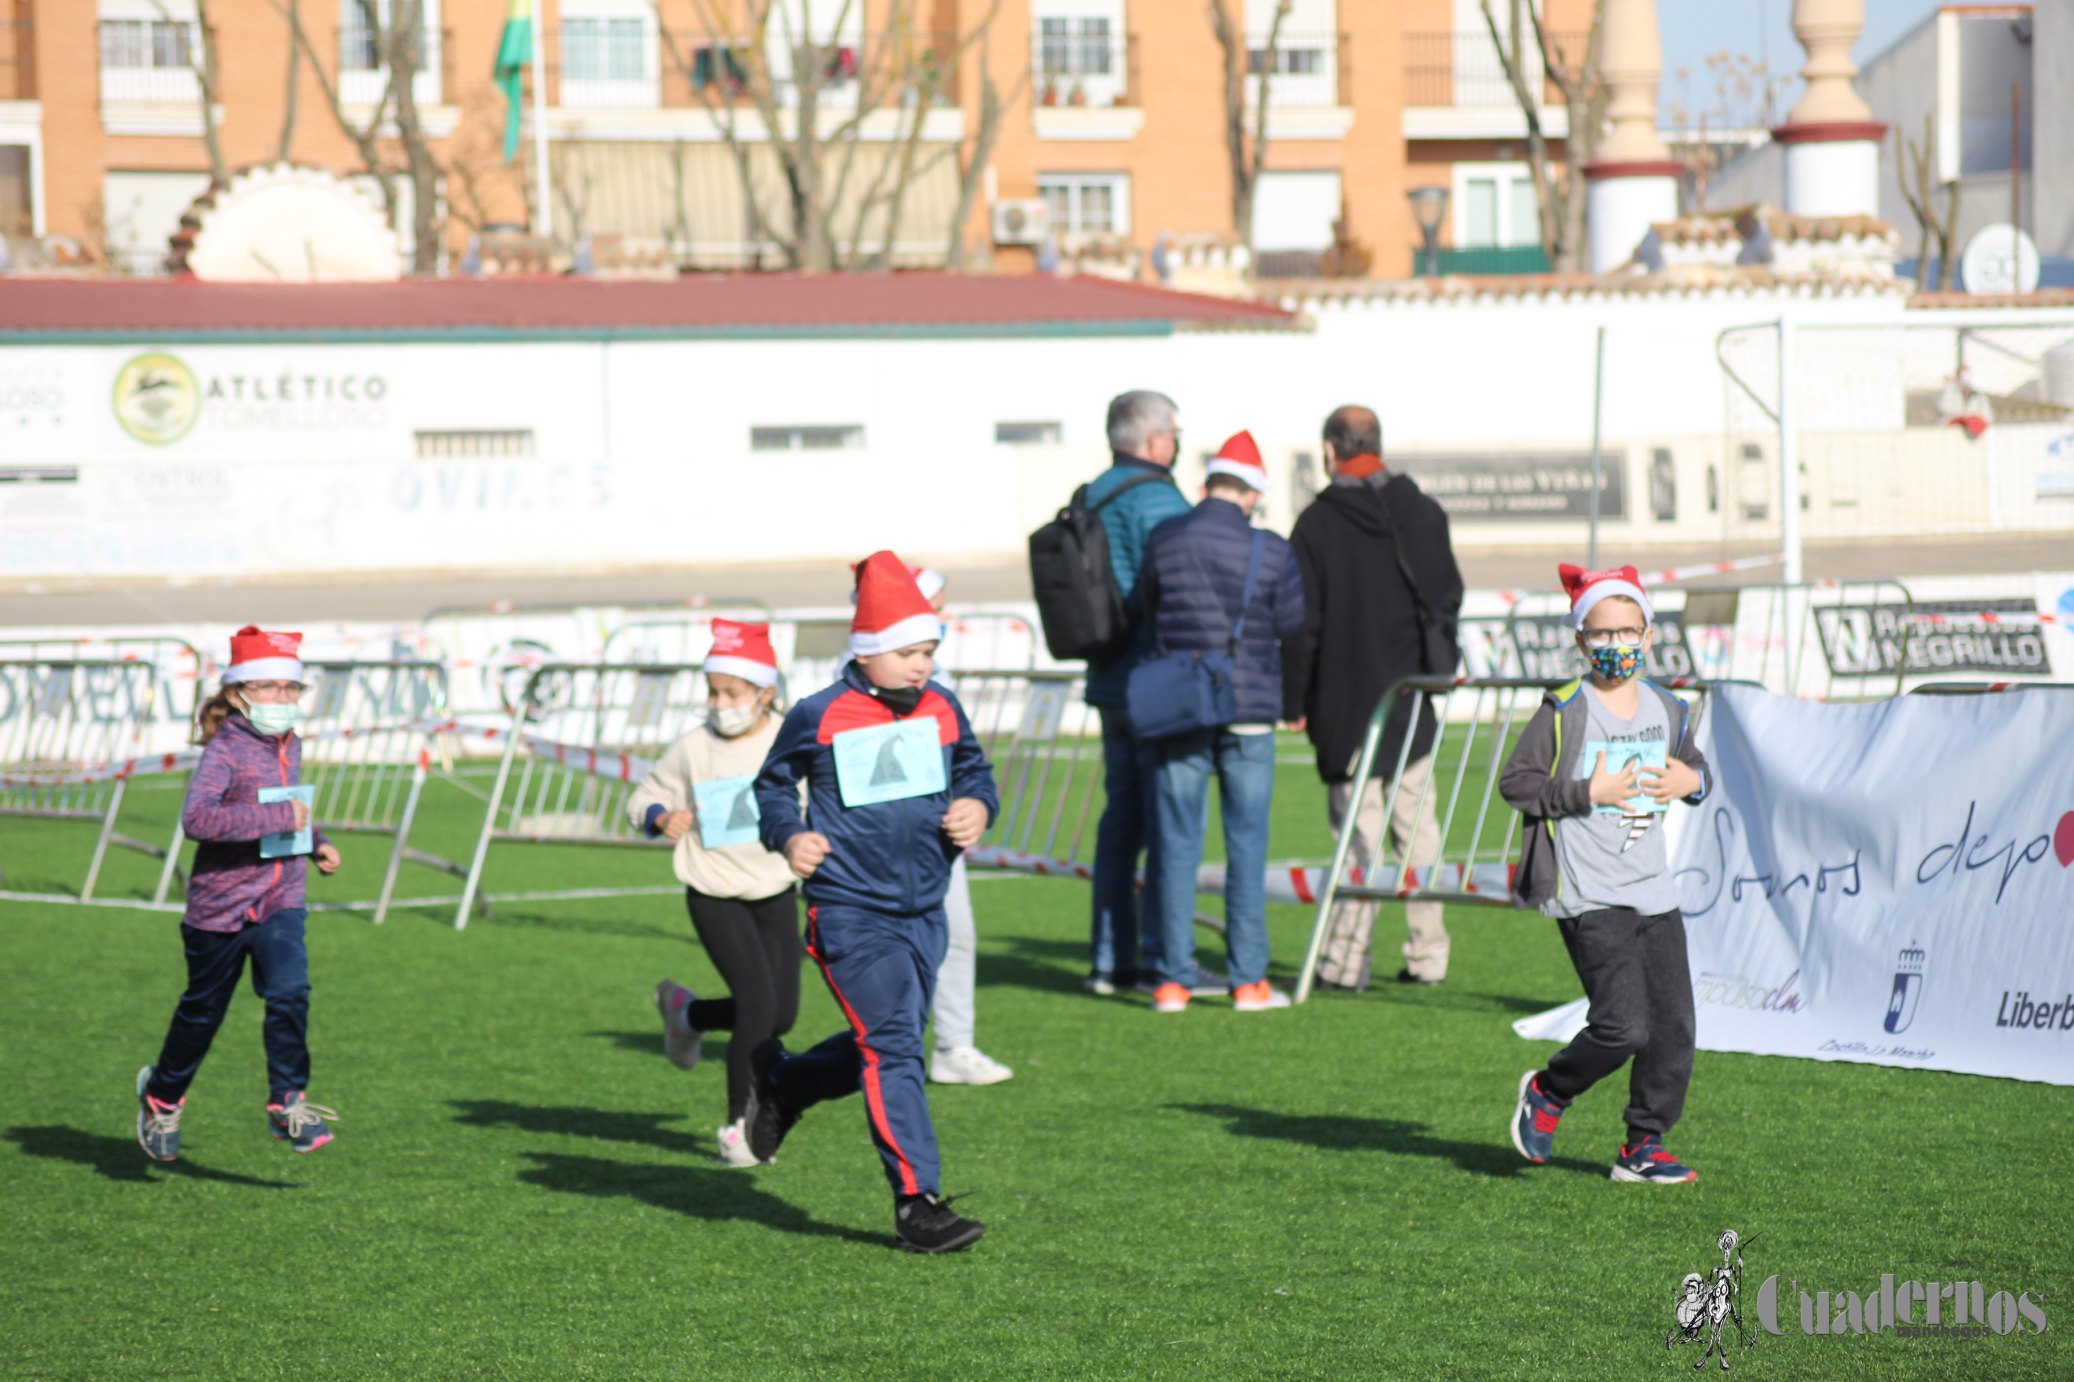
{"left": 1281, "top": 405, "right": 1465, "bottom": 989}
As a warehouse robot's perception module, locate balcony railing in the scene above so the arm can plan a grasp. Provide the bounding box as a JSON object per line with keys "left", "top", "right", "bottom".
{"left": 1404, "top": 29, "right": 1583, "bottom": 108}
{"left": 1, "top": 19, "right": 34, "bottom": 101}
{"left": 97, "top": 19, "right": 202, "bottom": 103}
{"left": 1245, "top": 31, "right": 1348, "bottom": 109}
{"left": 645, "top": 30, "right": 962, "bottom": 113}
{"left": 338, "top": 20, "right": 451, "bottom": 108}
{"left": 1032, "top": 27, "right": 1138, "bottom": 108}
{"left": 1423, "top": 245, "right": 1552, "bottom": 275}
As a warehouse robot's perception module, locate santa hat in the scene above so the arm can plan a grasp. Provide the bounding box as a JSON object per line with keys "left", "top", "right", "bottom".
{"left": 850, "top": 550, "right": 943, "bottom": 657}
{"left": 1204, "top": 430, "right": 1268, "bottom": 492}
{"left": 703, "top": 618, "right": 779, "bottom": 689}
{"left": 1559, "top": 564, "right": 1656, "bottom": 629}
{"left": 849, "top": 563, "right": 946, "bottom": 605}
{"left": 224, "top": 625, "right": 303, "bottom": 684}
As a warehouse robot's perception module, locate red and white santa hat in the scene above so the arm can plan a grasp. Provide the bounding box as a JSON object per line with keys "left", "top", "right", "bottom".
{"left": 1559, "top": 563, "right": 1656, "bottom": 629}
{"left": 1204, "top": 430, "right": 1269, "bottom": 492}
{"left": 704, "top": 618, "right": 780, "bottom": 689}
{"left": 224, "top": 625, "right": 303, "bottom": 684}
{"left": 850, "top": 550, "right": 943, "bottom": 657}
{"left": 848, "top": 562, "right": 945, "bottom": 605}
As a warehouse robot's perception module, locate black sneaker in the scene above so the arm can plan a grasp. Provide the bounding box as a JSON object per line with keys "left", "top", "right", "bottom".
{"left": 894, "top": 1192, "right": 985, "bottom": 1254}
{"left": 744, "top": 1039, "right": 800, "bottom": 1164}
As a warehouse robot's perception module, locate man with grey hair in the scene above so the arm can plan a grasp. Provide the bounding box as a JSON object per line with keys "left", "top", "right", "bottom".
{"left": 1080, "top": 390, "right": 1193, "bottom": 995}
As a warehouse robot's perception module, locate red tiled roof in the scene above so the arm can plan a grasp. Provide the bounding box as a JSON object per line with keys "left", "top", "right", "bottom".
{"left": 0, "top": 273, "right": 1299, "bottom": 339}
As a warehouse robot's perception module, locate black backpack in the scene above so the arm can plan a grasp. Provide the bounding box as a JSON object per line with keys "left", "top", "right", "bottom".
{"left": 1028, "top": 472, "right": 1169, "bottom": 662}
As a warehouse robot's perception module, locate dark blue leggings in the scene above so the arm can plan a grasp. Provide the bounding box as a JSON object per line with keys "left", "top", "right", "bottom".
{"left": 147, "top": 908, "right": 311, "bottom": 1104}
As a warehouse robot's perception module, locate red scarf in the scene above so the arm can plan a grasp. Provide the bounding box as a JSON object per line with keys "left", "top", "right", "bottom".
{"left": 1334, "top": 453, "right": 1388, "bottom": 479}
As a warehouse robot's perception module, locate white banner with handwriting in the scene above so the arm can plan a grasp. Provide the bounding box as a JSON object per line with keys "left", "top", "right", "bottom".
{"left": 1516, "top": 684, "right": 2074, "bottom": 1086}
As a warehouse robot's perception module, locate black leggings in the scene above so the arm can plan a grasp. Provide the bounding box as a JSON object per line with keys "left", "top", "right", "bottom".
{"left": 684, "top": 885, "right": 803, "bottom": 1121}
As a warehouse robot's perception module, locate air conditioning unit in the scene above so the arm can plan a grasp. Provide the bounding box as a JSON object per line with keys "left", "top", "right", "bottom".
{"left": 991, "top": 199, "right": 1051, "bottom": 246}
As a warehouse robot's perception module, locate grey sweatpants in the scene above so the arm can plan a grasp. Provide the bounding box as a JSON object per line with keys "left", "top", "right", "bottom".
{"left": 1539, "top": 907, "right": 1695, "bottom": 1137}
{"left": 929, "top": 856, "right": 977, "bottom": 1051}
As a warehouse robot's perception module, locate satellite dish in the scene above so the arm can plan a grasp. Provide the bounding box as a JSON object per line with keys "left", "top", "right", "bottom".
{"left": 1960, "top": 223, "right": 2040, "bottom": 295}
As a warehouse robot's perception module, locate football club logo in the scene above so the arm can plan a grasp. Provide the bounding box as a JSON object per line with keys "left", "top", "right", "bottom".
{"left": 1885, "top": 944, "right": 1926, "bottom": 1034}
{"left": 112, "top": 352, "right": 200, "bottom": 445}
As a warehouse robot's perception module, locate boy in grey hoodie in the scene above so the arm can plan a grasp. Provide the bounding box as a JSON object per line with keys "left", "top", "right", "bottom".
{"left": 1499, "top": 566, "right": 1711, "bottom": 1183}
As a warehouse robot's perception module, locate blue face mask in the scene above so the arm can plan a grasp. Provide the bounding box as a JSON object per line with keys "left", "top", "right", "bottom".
{"left": 1586, "top": 643, "right": 1645, "bottom": 681}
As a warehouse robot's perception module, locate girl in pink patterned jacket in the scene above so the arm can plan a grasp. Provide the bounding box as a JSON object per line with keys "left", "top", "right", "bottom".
{"left": 135, "top": 626, "right": 343, "bottom": 1163}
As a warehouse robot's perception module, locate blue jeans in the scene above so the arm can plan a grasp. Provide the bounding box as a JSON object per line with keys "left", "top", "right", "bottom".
{"left": 148, "top": 908, "right": 311, "bottom": 1103}
{"left": 1090, "top": 705, "right": 1163, "bottom": 979}
{"left": 1154, "top": 730, "right": 1275, "bottom": 989}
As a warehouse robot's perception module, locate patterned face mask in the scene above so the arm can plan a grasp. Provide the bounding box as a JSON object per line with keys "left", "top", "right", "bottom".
{"left": 1586, "top": 642, "right": 1645, "bottom": 681}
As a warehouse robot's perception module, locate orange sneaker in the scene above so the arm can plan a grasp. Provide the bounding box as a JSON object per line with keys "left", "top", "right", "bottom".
{"left": 1232, "top": 980, "right": 1291, "bottom": 1011}
{"left": 1152, "top": 982, "right": 1190, "bottom": 1013}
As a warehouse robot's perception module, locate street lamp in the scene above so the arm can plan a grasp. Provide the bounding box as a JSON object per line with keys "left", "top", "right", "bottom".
{"left": 1408, "top": 186, "right": 1449, "bottom": 277}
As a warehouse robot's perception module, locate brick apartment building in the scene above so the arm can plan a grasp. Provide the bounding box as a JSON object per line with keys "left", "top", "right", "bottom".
{"left": 0, "top": 0, "right": 1596, "bottom": 278}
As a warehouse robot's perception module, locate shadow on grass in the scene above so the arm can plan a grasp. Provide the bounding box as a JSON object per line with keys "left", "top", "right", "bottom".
{"left": 586, "top": 1030, "right": 734, "bottom": 1066}
{"left": 449, "top": 1100, "right": 708, "bottom": 1156}
{"left": 471, "top": 909, "right": 681, "bottom": 943}
{"left": 5, "top": 1126, "right": 299, "bottom": 1189}
{"left": 1311, "top": 986, "right": 1562, "bottom": 1017}
{"left": 1166, "top": 1103, "right": 1603, "bottom": 1178}
{"left": 518, "top": 1152, "right": 884, "bottom": 1246}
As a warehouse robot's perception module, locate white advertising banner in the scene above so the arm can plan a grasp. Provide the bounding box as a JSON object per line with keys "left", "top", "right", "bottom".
{"left": 1517, "top": 684, "right": 2074, "bottom": 1086}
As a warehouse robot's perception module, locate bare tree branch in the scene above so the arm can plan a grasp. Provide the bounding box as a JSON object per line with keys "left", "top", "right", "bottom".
{"left": 276, "top": 0, "right": 302, "bottom": 161}
{"left": 152, "top": 0, "right": 226, "bottom": 186}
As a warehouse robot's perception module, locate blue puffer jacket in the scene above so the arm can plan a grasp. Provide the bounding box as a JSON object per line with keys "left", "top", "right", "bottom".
{"left": 1138, "top": 497, "right": 1306, "bottom": 727}
{"left": 1082, "top": 455, "right": 1190, "bottom": 707}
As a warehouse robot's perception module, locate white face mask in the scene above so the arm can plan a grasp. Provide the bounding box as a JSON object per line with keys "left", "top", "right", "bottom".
{"left": 710, "top": 703, "right": 762, "bottom": 738}
{"left": 243, "top": 701, "right": 300, "bottom": 737}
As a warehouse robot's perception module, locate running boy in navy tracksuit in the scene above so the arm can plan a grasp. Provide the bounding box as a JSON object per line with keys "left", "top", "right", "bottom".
{"left": 749, "top": 551, "right": 1000, "bottom": 1253}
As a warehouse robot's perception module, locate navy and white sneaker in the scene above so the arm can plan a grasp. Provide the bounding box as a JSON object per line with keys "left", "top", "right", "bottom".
{"left": 135, "top": 1066, "right": 183, "bottom": 1162}
{"left": 1611, "top": 1135, "right": 1698, "bottom": 1183}
{"left": 1509, "top": 1070, "right": 1567, "bottom": 1164}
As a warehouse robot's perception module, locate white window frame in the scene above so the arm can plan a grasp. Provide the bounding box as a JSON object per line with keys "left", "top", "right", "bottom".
{"left": 558, "top": 1, "right": 658, "bottom": 109}
{"left": 1037, "top": 172, "right": 1131, "bottom": 238}
{"left": 1244, "top": 0, "right": 1336, "bottom": 108}
{"left": 1033, "top": 0, "right": 1126, "bottom": 108}
{"left": 98, "top": 0, "right": 201, "bottom": 104}
{"left": 1451, "top": 160, "right": 1540, "bottom": 249}
{"left": 763, "top": 0, "right": 865, "bottom": 111}
{"left": 340, "top": 0, "right": 444, "bottom": 110}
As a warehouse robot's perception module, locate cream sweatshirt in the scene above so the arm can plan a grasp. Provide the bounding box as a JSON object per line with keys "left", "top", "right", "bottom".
{"left": 625, "top": 714, "right": 799, "bottom": 901}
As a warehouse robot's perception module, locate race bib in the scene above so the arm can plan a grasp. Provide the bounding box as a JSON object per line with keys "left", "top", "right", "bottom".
{"left": 258, "top": 785, "right": 315, "bottom": 858}
{"left": 693, "top": 773, "right": 762, "bottom": 850}
{"left": 833, "top": 718, "right": 946, "bottom": 808}
{"left": 1578, "top": 739, "right": 1668, "bottom": 815}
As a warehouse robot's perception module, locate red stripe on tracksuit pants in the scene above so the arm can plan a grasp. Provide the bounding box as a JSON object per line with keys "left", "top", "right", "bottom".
{"left": 771, "top": 905, "right": 948, "bottom": 1197}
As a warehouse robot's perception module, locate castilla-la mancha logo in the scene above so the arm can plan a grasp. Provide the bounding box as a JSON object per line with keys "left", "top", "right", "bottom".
{"left": 1885, "top": 943, "right": 1926, "bottom": 1034}
{"left": 1668, "top": 1230, "right": 1758, "bottom": 1369}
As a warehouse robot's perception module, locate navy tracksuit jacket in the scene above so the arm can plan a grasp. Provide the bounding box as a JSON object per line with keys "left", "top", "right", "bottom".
{"left": 754, "top": 661, "right": 998, "bottom": 1197}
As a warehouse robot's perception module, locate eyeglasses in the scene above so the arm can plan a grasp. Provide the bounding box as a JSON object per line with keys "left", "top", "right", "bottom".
{"left": 241, "top": 681, "right": 306, "bottom": 702}
{"left": 1580, "top": 628, "right": 1648, "bottom": 649}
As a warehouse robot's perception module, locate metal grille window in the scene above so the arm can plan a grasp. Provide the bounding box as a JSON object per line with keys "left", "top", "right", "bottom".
{"left": 414, "top": 429, "right": 536, "bottom": 458}
{"left": 565, "top": 17, "right": 644, "bottom": 82}
{"left": 1037, "top": 17, "right": 1113, "bottom": 77}
{"left": 995, "top": 421, "right": 1063, "bottom": 446}
{"left": 99, "top": 20, "right": 194, "bottom": 69}
{"left": 751, "top": 425, "right": 864, "bottom": 452}
{"left": 1038, "top": 173, "right": 1129, "bottom": 236}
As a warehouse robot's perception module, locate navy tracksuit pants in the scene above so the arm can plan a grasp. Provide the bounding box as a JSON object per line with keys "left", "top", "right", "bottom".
{"left": 774, "top": 903, "right": 948, "bottom": 1198}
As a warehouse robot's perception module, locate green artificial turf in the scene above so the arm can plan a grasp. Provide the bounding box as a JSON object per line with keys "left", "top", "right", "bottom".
{"left": 2, "top": 762, "right": 2069, "bottom": 1381}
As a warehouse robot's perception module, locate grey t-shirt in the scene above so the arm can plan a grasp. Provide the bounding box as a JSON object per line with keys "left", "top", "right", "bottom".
{"left": 1542, "top": 684, "right": 1682, "bottom": 919}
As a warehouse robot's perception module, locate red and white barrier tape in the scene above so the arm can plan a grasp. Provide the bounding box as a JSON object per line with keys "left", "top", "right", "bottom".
{"left": 1496, "top": 553, "right": 1787, "bottom": 605}
{"left": 519, "top": 734, "right": 655, "bottom": 784}
{"left": 0, "top": 717, "right": 508, "bottom": 789}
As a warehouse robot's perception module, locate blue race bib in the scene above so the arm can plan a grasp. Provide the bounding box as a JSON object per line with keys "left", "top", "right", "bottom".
{"left": 258, "top": 785, "right": 315, "bottom": 858}
{"left": 833, "top": 718, "right": 946, "bottom": 808}
{"left": 693, "top": 773, "right": 763, "bottom": 849}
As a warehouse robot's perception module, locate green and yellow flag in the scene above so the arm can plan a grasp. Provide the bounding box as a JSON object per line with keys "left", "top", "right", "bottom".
{"left": 493, "top": 0, "right": 533, "bottom": 162}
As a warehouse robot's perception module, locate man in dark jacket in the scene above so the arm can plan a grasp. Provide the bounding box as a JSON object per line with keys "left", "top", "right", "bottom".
{"left": 1138, "top": 432, "right": 1306, "bottom": 1013}
{"left": 1081, "top": 390, "right": 1192, "bottom": 996}
{"left": 1281, "top": 405, "right": 1465, "bottom": 989}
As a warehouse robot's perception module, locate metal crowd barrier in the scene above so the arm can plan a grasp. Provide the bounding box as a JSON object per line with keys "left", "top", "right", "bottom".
{"left": 0, "top": 635, "right": 211, "bottom": 756}
{"left": 0, "top": 659, "right": 187, "bottom": 904}
{"left": 452, "top": 661, "right": 712, "bottom": 928}
{"left": 1499, "top": 580, "right": 1914, "bottom": 701}
{"left": 1294, "top": 674, "right": 1734, "bottom": 1003}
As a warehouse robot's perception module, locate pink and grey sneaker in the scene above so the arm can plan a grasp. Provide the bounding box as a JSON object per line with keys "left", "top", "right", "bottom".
{"left": 267, "top": 1091, "right": 338, "bottom": 1153}
{"left": 1611, "top": 1135, "right": 1697, "bottom": 1183}
{"left": 135, "top": 1066, "right": 183, "bottom": 1162}
{"left": 654, "top": 979, "right": 703, "bottom": 1071}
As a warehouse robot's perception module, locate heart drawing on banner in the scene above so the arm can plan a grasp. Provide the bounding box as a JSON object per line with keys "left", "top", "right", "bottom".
{"left": 2057, "top": 812, "right": 2074, "bottom": 868}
